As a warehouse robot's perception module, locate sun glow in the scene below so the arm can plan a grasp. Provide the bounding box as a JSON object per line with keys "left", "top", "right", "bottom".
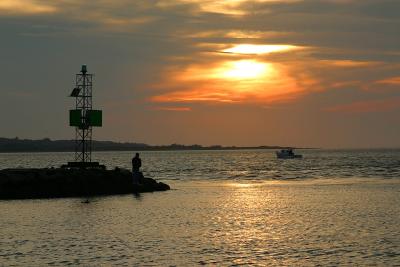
{"left": 222, "top": 44, "right": 300, "bottom": 55}
{"left": 173, "top": 0, "right": 301, "bottom": 15}
{"left": 150, "top": 58, "right": 315, "bottom": 104}
{"left": 218, "top": 60, "right": 271, "bottom": 80}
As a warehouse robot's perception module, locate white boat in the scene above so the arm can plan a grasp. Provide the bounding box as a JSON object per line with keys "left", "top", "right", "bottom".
{"left": 276, "top": 148, "right": 302, "bottom": 159}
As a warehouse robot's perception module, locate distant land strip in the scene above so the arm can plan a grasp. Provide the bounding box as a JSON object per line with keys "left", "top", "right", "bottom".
{"left": 0, "top": 137, "right": 309, "bottom": 153}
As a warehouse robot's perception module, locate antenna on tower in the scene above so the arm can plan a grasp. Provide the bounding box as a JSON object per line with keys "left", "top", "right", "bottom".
{"left": 67, "top": 65, "right": 103, "bottom": 169}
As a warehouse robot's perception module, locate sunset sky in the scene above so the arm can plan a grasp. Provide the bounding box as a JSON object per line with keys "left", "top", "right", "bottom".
{"left": 1, "top": 0, "right": 399, "bottom": 148}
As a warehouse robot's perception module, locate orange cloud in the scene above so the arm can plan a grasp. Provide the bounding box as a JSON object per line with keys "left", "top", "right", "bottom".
{"left": 325, "top": 98, "right": 400, "bottom": 113}
{"left": 319, "top": 60, "right": 380, "bottom": 68}
{"left": 0, "top": 0, "right": 56, "bottom": 14}
{"left": 160, "top": 0, "right": 301, "bottom": 15}
{"left": 221, "top": 44, "right": 302, "bottom": 55}
{"left": 146, "top": 32, "right": 397, "bottom": 108}
{"left": 153, "top": 106, "right": 192, "bottom": 111}
{"left": 375, "top": 76, "right": 400, "bottom": 85}
{"left": 362, "top": 76, "right": 400, "bottom": 92}
{"left": 330, "top": 81, "right": 362, "bottom": 88}
{"left": 181, "top": 30, "right": 291, "bottom": 40}
{"left": 150, "top": 58, "right": 317, "bottom": 105}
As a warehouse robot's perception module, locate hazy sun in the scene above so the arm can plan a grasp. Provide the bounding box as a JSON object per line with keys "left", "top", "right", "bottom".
{"left": 151, "top": 58, "right": 314, "bottom": 104}
{"left": 218, "top": 60, "right": 271, "bottom": 80}
{"left": 222, "top": 44, "right": 299, "bottom": 55}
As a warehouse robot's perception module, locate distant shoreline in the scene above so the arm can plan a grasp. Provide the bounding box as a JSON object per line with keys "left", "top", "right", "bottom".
{"left": 0, "top": 137, "right": 312, "bottom": 153}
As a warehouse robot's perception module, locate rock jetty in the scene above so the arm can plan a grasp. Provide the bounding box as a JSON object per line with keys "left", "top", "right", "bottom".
{"left": 0, "top": 168, "right": 170, "bottom": 200}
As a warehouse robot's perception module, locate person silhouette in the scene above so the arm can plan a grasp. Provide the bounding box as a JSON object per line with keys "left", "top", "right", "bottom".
{"left": 132, "top": 153, "right": 142, "bottom": 173}
{"left": 132, "top": 153, "right": 142, "bottom": 185}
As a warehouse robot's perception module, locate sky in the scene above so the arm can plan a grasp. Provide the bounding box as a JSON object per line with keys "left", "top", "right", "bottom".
{"left": 0, "top": 0, "right": 399, "bottom": 148}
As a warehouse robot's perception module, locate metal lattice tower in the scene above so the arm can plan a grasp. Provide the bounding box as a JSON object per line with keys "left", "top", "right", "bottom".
{"left": 68, "top": 65, "right": 102, "bottom": 167}
{"left": 74, "top": 65, "right": 93, "bottom": 163}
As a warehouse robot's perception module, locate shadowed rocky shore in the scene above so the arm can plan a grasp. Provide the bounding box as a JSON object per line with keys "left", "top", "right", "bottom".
{"left": 0, "top": 168, "right": 170, "bottom": 200}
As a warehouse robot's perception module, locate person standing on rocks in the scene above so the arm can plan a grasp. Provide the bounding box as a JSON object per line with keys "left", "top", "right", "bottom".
{"left": 132, "top": 153, "right": 142, "bottom": 184}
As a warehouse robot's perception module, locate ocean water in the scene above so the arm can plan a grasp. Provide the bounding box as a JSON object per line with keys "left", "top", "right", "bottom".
{"left": 1, "top": 149, "right": 400, "bottom": 181}
{"left": 0, "top": 149, "right": 399, "bottom": 266}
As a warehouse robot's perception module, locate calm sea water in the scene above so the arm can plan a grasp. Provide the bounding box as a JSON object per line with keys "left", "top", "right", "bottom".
{"left": 1, "top": 149, "right": 400, "bottom": 181}
{"left": 0, "top": 149, "right": 399, "bottom": 266}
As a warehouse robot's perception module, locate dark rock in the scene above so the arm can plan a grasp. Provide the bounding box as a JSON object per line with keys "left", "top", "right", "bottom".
{"left": 0, "top": 168, "right": 170, "bottom": 200}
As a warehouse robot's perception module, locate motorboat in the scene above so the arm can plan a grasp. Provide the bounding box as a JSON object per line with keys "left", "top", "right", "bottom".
{"left": 276, "top": 148, "right": 302, "bottom": 159}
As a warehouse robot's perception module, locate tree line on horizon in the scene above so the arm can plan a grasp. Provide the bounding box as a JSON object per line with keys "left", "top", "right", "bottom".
{"left": 0, "top": 137, "right": 289, "bottom": 152}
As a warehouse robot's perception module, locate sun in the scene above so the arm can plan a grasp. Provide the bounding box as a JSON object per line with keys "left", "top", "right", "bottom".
{"left": 218, "top": 60, "right": 271, "bottom": 80}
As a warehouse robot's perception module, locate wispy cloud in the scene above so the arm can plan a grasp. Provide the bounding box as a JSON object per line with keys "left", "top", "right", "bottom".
{"left": 319, "top": 60, "right": 381, "bottom": 68}
{"left": 325, "top": 98, "right": 400, "bottom": 113}
{"left": 376, "top": 76, "right": 400, "bottom": 85}
{"left": 160, "top": 0, "right": 302, "bottom": 16}
{"left": 152, "top": 106, "right": 192, "bottom": 111}
{"left": 0, "top": 0, "right": 57, "bottom": 14}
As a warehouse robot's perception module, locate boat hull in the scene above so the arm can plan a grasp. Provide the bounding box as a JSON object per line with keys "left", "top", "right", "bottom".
{"left": 276, "top": 153, "right": 303, "bottom": 159}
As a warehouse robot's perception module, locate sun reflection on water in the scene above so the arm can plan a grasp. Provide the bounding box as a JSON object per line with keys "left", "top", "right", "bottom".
{"left": 227, "top": 183, "right": 255, "bottom": 188}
